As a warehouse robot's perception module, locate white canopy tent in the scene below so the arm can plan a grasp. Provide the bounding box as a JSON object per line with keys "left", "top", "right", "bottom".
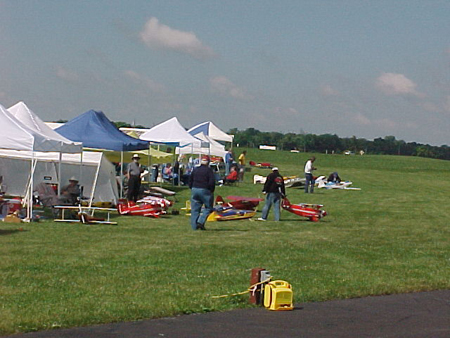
{"left": 0, "top": 103, "right": 78, "bottom": 153}
{"left": 45, "top": 122, "right": 65, "bottom": 130}
{"left": 176, "top": 132, "right": 226, "bottom": 158}
{"left": 8, "top": 101, "right": 82, "bottom": 153}
{"left": 188, "top": 121, "right": 234, "bottom": 143}
{"left": 8, "top": 101, "right": 83, "bottom": 198}
{"left": 0, "top": 150, "right": 118, "bottom": 205}
{"left": 140, "top": 117, "right": 202, "bottom": 148}
{"left": 140, "top": 117, "right": 203, "bottom": 185}
{"left": 0, "top": 103, "right": 83, "bottom": 220}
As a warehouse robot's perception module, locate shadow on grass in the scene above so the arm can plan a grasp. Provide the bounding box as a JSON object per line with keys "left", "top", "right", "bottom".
{"left": 276, "top": 218, "right": 314, "bottom": 222}
{"left": 205, "top": 228, "right": 251, "bottom": 232}
{"left": 0, "top": 228, "right": 28, "bottom": 236}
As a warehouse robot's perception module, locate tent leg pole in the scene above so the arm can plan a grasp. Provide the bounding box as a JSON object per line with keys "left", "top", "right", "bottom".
{"left": 120, "top": 151, "right": 124, "bottom": 199}
{"left": 89, "top": 152, "right": 102, "bottom": 209}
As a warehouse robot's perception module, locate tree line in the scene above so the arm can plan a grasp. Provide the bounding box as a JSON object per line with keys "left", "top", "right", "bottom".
{"left": 56, "top": 119, "right": 449, "bottom": 161}
{"left": 228, "top": 128, "right": 450, "bottom": 160}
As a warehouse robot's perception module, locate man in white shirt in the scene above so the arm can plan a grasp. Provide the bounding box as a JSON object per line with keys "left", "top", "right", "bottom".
{"left": 304, "top": 156, "right": 316, "bottom": 193}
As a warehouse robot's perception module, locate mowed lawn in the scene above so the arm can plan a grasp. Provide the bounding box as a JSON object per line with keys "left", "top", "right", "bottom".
{"left": 1, "top": 150, "right": 449, "bottom": 335}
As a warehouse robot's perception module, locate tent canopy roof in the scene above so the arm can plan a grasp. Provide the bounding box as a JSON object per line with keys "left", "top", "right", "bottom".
{"left": 188, "top": 121, "right": 233, "bottom": 143}
{"left": 56, "top": 110, "right": 149, "bottom": 151}
{"left": 140, "top": 117, "right": 201, "bottom": 147}
{"left": 0, "top": 103, "right": 76, "bottom": 152}
{"left": 177, "top": 132, "right": 226, "bottom": 158}
{"left": 8, "top": 101, "right": 82, "bottom": 153}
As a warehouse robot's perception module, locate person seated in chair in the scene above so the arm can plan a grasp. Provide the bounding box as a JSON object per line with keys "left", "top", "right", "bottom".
{"left": 219, "top": 166, "right": 239, "bottom": 185}
{"left": 60, "top": 176, "right": 81, "bottom": 205}
{"left": 163, "top": 163, "right": 173, "bottom": 181}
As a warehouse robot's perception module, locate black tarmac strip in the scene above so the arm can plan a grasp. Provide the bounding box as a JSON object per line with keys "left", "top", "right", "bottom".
{"left": 5, "top": 290, "right": 449, "bottom": 338}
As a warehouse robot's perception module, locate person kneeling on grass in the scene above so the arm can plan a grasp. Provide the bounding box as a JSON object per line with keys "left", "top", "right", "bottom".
{"left": 258, "top": 167, "right": 285, "bottom": 221}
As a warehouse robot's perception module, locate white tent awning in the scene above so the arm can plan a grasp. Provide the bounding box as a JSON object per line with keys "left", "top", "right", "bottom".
{"left": 188, "top": 121, "right": 233, "bottom": 143}
{"left": 140, "top": 117, "right": 202, "bottom": 148}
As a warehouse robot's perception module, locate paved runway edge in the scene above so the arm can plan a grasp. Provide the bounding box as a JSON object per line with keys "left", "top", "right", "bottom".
{"left": 5, "top": 290, "right": 450, "bottom": 338}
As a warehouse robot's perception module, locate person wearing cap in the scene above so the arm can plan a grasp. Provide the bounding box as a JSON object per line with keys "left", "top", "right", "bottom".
{"left": 188, "top": 156, "right": 215, "bottom": 230}
{"left": 60, "top": 176, "right": 81, "bottom": 205}
{"left": 258, "top": 167, "right": 285, "bottom": 221}
{"left": 127, "top": 154, "right": 144, "bottom": 202}
{"left": 304, "top": 156, "right": 317, "bottom": 193}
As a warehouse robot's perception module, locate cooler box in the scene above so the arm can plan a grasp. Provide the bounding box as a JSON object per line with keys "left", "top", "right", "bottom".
{"left": 263, "top": 280, "right": 294, "bottom": 311}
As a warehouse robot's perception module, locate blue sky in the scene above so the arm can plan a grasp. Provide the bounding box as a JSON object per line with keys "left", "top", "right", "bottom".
{"left": 1, "top": 0, "right": 449, "bottom": 146}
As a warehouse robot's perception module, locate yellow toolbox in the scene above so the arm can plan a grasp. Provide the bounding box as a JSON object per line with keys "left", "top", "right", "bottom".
{"left": 263, "top": 280, "right": 294, "bottom": 311}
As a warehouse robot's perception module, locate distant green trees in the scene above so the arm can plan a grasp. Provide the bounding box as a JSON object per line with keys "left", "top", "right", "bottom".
{"left": 113, "top": 121, "right": 146, "bottom": 129}
{"left": 229, "top": 128, "right": 450, "bottom": 160}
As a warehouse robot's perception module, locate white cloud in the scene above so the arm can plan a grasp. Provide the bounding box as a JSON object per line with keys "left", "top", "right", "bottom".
{"left": 375, "top": 72, "right": 423, "bottom": 97}
{"left": 420, "top": 101, "right": 440, "bottom": 113}
{"left": 210, "top": 76, "right": 253, "bottom": 100}
{"left": 272, "top": 107, "right": 300, "bottom": 119}
{"left": 354, "top": 113, "right": 371, "bottom": 125}
{"left": 320, "top": 84, "right": 340, "bottom": 96}
{"left": 443, "top": 95, "right": 450, "bottom": 113}
{"left": 287, "top": 107, "right": 299, "bottom": 115}
{"left": 353, "top": 112, "right": 403, "bottom": 130}
{"left": 139, "top": 17, "right": 217, "bottom": 60}
{"left": 124, "top": 70, "right": 165, "bottom": 93}
{"left": 56, "top": 66, "right": 79, "bottom": 82}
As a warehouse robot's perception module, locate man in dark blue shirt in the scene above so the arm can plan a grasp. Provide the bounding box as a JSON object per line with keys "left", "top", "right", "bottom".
{"left": 258, "top": 167, "right": 286, "bottom": 221}
{"left": 189, "top": 156, "right": 215, "bottom": 230}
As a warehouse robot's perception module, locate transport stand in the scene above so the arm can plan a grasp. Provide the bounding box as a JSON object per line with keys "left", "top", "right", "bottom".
{"left": 53, "top": 206, "right": 118, "bottom": 225}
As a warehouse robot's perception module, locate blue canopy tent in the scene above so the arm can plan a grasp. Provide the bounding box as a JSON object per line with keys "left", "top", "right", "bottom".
{"left": 56, "top": 110, "right": 149, "bottom": 198}
{"left": 55, "top": 110, "right": 148, "bottom": 151}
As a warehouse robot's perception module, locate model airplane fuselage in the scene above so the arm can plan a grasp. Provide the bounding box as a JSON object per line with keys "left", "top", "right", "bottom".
{"left": 282, "top": 198, "right": 327, "bottom": 222}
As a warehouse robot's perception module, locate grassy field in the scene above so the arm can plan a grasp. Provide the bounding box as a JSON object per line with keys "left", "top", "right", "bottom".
{"left": 1, "top": 149, "right": 449, "bottom": 335}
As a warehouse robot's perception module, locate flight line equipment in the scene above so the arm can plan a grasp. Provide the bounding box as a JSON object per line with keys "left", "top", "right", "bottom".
{"left": 212, "top": 268, "right": 294, "bottom": 311}
{"left": 249, "top": 268, "right": 294, "bottom": 311}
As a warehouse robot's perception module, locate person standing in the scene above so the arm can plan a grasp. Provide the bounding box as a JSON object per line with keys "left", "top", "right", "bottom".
{"left": 258, "top": 167, "right": 285, "bottom": 221}
{"left": 189, "top": 156, "right": 215, "bottom": 230}
{"left": 304, "top": 156, "right": 317, "bottom": 193}
{"left": 224, "top": 149, "right": 234, "bottom": 176}
{"left": 127, "top": 154, "right": 143, "bottom": 202}
{"left": 238, "top": 150, "right": 247, "bottom": 182}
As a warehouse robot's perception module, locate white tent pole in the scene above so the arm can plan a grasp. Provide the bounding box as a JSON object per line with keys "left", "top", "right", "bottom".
{"left": 172, "top": 146, "right": 175, "bottom": 186}
{"left": 58, "top": 151, "right": 62, "bottom": 196}
{"left": 120, "top": 151, "right": 124, "bottom": 198}
{"left": 147, "top": 145, "right": 151, "bottom": 182}
{"left": 79, "top": 151, "right": 83, "bottom": 191}
{"left": 89, "top": 152, "right": 102, "bottom": 208}
{"left": 27, "top": 152, "right": 37, "bottom": 221}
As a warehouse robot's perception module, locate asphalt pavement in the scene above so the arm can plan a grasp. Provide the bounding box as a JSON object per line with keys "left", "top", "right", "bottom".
{"left": 5, "top": 290, "right": 449, "bottom": 338}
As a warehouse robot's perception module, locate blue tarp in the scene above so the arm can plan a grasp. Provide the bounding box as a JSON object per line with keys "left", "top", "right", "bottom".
{"left": 56, "top": 110, "right": 149, "bottom": 151}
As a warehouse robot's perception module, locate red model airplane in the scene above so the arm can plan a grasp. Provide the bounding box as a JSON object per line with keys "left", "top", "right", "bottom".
{"left": 216, "top": 195, "right": 264, "bottom": 210}
{"left": 249, "top": 160, "right": 273, "bottom": 168}
{"left": 117, "top": 196, "right": 173, "bottom": 218}
{"left": 281, "top": 198, "right": 327, "bottom": 222}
